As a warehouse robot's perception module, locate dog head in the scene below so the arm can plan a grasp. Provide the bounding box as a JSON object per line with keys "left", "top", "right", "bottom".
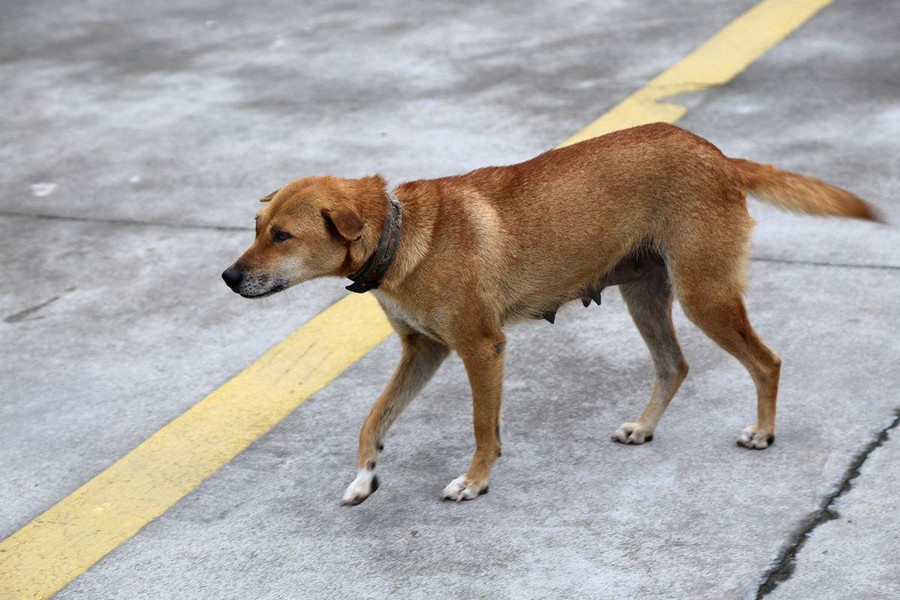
{"left": 222, "top": 175, "right": 385, "bottom": 298}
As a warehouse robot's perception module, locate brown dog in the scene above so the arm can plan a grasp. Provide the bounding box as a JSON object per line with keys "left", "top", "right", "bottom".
{"left": 222, "top": 123, "right": 879, "bottom": 504}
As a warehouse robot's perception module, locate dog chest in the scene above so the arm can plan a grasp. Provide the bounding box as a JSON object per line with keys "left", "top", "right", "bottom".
{"left": 373, "top": 291, "right": 444, "bottom": 342}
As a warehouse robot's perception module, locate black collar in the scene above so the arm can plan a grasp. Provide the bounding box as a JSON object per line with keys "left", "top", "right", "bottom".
{"left": 345, "top": 190, "right": 403, "bottom": 293}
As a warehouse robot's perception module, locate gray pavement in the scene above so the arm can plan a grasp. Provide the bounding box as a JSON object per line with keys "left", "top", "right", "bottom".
{"left": 1, "top": 0, "right": 898, "bottom": 598}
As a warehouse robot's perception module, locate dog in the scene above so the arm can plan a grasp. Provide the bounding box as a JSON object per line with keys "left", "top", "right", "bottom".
{"left": 222, "top": 122, "right": 880, "bottom": 504}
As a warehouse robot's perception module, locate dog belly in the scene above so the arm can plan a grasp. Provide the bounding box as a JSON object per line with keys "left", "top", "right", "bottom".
{"left": 502, "top": 250, "right": 665, "bottom": 325}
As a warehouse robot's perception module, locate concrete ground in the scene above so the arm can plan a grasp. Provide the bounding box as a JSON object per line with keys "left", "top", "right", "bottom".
{"left": 1, "top": 0, "right": 898, "bottom": 598}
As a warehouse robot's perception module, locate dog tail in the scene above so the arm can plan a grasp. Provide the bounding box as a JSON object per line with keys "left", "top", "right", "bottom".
{"left": 730, "top": 158, "right": 882, "bottom": 222}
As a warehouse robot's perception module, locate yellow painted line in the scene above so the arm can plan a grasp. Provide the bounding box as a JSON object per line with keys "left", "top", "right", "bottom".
{"left": 0, "top": 1, "right": 830, "bottom": 597}
{"left": 561, "top": 0, "right": 832, "bottom": 146}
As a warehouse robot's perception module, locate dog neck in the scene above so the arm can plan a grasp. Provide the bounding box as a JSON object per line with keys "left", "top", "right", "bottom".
{"left": 345, "top": 189, "right": 403, "bottom": 293}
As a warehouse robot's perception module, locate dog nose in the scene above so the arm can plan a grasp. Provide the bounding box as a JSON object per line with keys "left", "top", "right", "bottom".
{"left": 221, "top": 267, "right": 244, "bottom": 291}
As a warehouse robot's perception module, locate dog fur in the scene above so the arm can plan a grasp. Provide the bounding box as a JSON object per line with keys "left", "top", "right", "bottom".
{"left": 223, "top": 122, "right": 880, "bottom": 504}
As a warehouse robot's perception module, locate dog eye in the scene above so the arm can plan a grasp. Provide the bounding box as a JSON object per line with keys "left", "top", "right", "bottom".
{"left": 273, "top": 230, "right": 292, "bottom": 243}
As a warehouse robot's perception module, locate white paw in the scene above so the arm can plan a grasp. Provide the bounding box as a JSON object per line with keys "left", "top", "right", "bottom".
{"left": 612, "top": 422, "right": 654, "bottom": 445}
{"left": 737, "top": 425, "right": 774, "bottom": 449}
{"left": 440, "top": 475, "right": 487, "bottom": 502}
{"left": 341, "top": 469, "right": 379, "bottom": 505}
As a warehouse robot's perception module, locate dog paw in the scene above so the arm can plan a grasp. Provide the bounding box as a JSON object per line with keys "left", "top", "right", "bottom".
{"left": 612, "top": 422, "right": 654, "bottom": 445}
{"left": 440, "top": 475, "right": 488, "bottom": 502}
{"left": 341, "top": 469, "right": 379, "bottom": 505}
{"left": 737, "top": 425, "right": 774, "bottom": 449}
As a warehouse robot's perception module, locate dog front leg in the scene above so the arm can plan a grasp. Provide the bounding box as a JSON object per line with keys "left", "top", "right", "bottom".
{"left": 341, "top": 332, "right": 448, "bottom": 505}
{"left": 441, "top": 333, "right": 505, "bottom": 502}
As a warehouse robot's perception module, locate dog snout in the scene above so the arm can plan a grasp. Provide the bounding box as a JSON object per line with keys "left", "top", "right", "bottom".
{"left": 221, "top": 266, "right": 244, "bottom": 291}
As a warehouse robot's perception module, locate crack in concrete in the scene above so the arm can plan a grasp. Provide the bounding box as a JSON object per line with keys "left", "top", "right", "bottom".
{"left": 0, "top": 210, "right": 249, "bottom": 232}
{"left": 3, "top": 295, "right": 61, "bottom": 323}
{"left": 752, "top": 409, "right": 900, "bottom": 599}
{"left": 751, "top": 256, "right": 900, "bottom": 271}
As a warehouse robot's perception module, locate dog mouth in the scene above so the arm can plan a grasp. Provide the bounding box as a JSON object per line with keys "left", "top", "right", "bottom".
{"left": 239, "top": 281, "right": 288, "bottom": 298}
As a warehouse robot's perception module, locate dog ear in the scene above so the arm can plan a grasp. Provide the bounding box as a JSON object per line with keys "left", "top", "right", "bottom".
{"left": 323, "top": 207, "right": 364, "bottom": 241}
{"left": 259, "top": 189, "right": 280, "bottom": 203}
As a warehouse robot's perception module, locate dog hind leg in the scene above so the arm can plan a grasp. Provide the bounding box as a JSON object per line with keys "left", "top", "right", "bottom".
{"left": 678, "top": 289, "right": 781, "bottom": 448}
{"left": 666, "top": 206, "right": 781, "bottom": 449}
{"left": 612, "top": 253, "right": 689, "bottom": 444}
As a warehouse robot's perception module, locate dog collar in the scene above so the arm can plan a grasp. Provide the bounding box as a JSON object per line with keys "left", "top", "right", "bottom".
{"left": 345, "top": 190, "right": 403, "bottom": 293}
